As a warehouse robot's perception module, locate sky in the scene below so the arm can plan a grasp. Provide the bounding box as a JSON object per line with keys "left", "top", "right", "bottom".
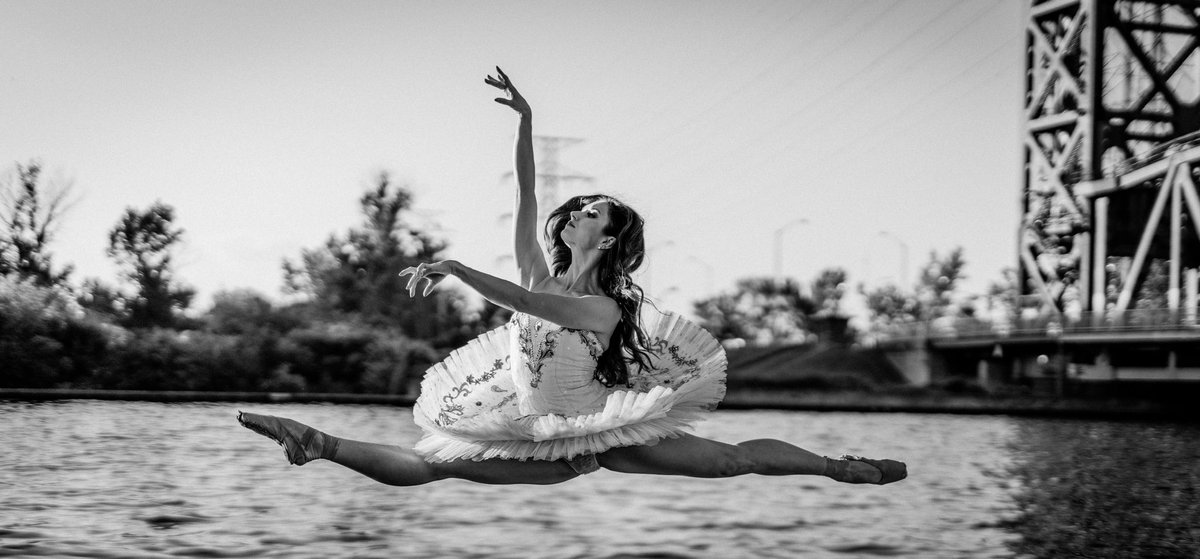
{"left": 1, "top": 0, "right": 1025, "bottom": 320}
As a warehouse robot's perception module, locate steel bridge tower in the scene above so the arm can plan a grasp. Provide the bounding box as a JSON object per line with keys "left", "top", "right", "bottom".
{"left": 1021, "top": 0, "right": 1200, "bottom": 319}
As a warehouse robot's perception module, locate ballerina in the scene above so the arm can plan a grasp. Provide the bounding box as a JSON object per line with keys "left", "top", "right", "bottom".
{"left": 238, "top": 67, "right": 906, "bottom": 487}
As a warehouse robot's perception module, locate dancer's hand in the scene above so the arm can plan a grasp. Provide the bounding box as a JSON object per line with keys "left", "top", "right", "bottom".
{"left": 485, "top": 66, "right": 530, "bottom": 116}
{"left": 399, "top": 261, "right": 454, "bottom": 297}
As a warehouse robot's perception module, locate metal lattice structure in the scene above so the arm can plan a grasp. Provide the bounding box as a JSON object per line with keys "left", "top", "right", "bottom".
{"left": 1021, "top": 0, "right": 1200, "bottom": 317}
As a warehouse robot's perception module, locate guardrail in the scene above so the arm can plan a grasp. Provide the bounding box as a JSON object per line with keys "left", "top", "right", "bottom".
{"left": 1060, "top": 130, "right": 1200, "bottom": 183}
{"left": 872, "top": 309, "right": 1200, "bottom": 343}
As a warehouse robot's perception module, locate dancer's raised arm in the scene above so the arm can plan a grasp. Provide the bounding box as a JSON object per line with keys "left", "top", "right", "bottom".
{"left": 486, "top": 67, "right": 549, "bottom": 290}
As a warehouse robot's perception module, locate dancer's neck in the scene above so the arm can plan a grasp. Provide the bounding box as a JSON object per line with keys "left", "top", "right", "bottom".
{"left": 560, "top": 252, "right": 605, "bottom": 296}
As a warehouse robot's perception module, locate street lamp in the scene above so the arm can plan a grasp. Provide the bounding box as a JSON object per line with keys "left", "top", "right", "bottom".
{"left": 877, "top": 230, "right": 909, "bottom": 286}
{"left": 773, "top": 218, "right": 809, "bottom": 277}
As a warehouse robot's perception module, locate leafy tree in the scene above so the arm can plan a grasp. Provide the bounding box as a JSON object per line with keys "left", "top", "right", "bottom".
{"left": 107, "top": 202, "right": 195, "bottom": 328}
{"left": 205, "top": 288, "right": 304, "bottom": 335}
{"left": 77, "top": 277, "right": 125, "bottom": 318}
{"left": 861, "top": 283, "right": 923, "bottom": 328}
{"left": 1134, "top": 258, "right": 1169, "bottom": 311}
{"left": 283, "top": 172, "right": 470, "bottom": 343}
{"left": 207, "top": 289, "right": 277, "bottom": 335}
{"left": 811, "top": 267, "right": 848, "bottom": 315}
{"left": 0, "top": 275, "right": 107, "bottom": 388}
{"left": 916, "top": 246, "right": 967, "bottom": 319}
{"left": 986, "top": 267, "right": 1021, "bottom": 320}
{"left": 862, "top": 247, "right": 967, "bottom": 327}
{"left": 0, "top": 160, "right": 73, "bottom": 286}
{"left": 693, "top": 277, "right": 817, "bottom": 345}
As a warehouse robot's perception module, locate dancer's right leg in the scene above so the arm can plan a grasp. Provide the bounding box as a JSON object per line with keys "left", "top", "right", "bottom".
{"left": 239, "top": 413, "right": 578, "bottom": 486}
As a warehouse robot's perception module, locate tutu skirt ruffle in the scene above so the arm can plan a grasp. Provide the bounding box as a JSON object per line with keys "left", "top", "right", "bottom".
{"left": 413, "top": 310, "right": 726, "bottom": 462}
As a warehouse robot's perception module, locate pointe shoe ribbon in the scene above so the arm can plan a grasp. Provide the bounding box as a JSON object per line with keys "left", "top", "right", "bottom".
{"left": 238, "top": 411, "right": 334, "bottom": 466}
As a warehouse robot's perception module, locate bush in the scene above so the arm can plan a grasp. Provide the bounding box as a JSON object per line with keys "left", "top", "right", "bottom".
{"left": 360, "top": 335, "right": 441, "bottom": 394}
{"left": 0, "top": 276, "right": 109, "bottom": 387}
{"left": 92, "top": 328, "right": 267, "bottom": 391}
{"left": 206, "top": 289, "right": 305, "bottom": 335}
{"left": 0, "top": 276, "right": 443, "bottom": 393}
{"left": 277, "top": 322, "right": 437, "bottom": 394}
{"left": 91, "top": 328, "right": 195, "bottom": 390}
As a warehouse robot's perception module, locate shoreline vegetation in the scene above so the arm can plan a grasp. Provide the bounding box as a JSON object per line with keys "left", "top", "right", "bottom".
{"left": 2, "top": 386, "right": 1193, "bottom": 422}
{"left": 6, "top": 167, "right": 1195, "bottom": 423}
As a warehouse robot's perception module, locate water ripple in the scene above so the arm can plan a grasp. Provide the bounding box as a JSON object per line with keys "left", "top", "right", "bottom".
{"left": 4, "top": 401, "right": 1197, "bottom": 557}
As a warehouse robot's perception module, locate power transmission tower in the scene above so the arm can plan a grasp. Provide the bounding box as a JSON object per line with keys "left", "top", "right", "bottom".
{"left": 501, "top": 135, "right": 594, "bottom": 230}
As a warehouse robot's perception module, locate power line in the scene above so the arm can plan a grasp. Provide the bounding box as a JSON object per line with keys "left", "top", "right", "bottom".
{"left": 593, "top": 0, "right": 905, "bottom": 180}
{"left": 618, "top": 0, "right": 1013, "bottom": 205}
{"left": 715, "top": 0, "right": 1007, "bottom": 169}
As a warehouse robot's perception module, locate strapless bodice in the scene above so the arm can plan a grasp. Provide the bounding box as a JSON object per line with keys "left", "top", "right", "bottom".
{"left": 509, "top": 312, "right": 609, "bottom": 416}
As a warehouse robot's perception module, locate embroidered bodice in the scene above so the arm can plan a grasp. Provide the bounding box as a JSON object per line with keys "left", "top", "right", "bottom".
{"left": 509, "top": 312, "right": 608, "bottom": 416}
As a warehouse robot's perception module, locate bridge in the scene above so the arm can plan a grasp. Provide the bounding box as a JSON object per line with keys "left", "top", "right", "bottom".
{"left": 873, "top": 308, "right": 1200, "bottom": 389}
{"left": 868, "top": 1, "right": 1200, "bottom": 396}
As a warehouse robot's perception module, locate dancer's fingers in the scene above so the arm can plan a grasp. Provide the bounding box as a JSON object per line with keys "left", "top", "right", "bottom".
{"left": 495, "top": 67, "right": 522, "bottom": 95}
{"left": 422, "top": 278, "right": 436, "bottom": 297}
{"left": 405, "top": 264, "right": 424, "bottom": 295}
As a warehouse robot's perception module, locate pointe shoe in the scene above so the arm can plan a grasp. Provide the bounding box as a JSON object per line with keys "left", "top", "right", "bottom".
{"left": 838, "top": 454, "right": 907, "bottom": 485}
{"left": 237, "top": 411, "right": 337, "bottom": 465}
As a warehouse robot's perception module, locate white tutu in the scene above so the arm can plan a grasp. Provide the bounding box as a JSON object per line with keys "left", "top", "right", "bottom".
{"left": 412, "top": 309, "right": 727, "bottom": 462}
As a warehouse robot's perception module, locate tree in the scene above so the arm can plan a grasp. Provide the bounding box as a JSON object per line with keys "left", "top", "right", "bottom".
{"left": 862, "top": 247, "right": 968, "bottom": 328}
{"left": 986, "top": 267, "right": 1021, "bottom": 321}
{"left": 0, "top": 275, "right": 107, "bottom": 388}
{"left": 693, "top": 277, "right": 817, "bottom": 345}
{"left": 283, "top": 172, "right": 469, "bottom": 342}
{"left": 916, "top": 247, "right": 967, "bottom": 320}
{"left": 811, "top": 267, "right": 848, "bottom": 315}
{"left": 860, "top": 283, "right": 923, "bottom": 328}
{"left": 1134, "top": 258, "right": 1169, "bottom": 311}
{"left": 205, "top": 288, "right": 303, "bottom": 335}
{"left": 0, "top": 160, "right": 74, "bottom": 286}
{"left": 77, "top": 277, "right": 125, "bottom": 318}
{"left": 107, "top": 202, "right": 195, "bottom": 328}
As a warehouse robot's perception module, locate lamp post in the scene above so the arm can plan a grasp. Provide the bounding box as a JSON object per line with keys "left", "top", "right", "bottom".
{"left": 877, "top": 230, "right": 909, "bottom": 286}
{"left": 772, "top": 218, "right": 809, "bottom": 278}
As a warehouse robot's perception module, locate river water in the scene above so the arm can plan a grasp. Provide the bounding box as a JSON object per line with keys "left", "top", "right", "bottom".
{"left": 0, "top": 400, "right": 1197, "bottom": 558}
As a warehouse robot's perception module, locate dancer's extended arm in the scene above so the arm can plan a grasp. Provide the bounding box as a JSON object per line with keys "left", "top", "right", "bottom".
{"left": 400, "top": 260, "right": 618, "bottom": 333}
{"left": 486, "top": 67, "right": 550, "bottom": 290}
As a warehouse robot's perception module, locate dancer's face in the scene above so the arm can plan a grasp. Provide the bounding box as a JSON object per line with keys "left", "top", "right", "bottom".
{"left": 561, "top": 200, "right": 614, "bottom": 250}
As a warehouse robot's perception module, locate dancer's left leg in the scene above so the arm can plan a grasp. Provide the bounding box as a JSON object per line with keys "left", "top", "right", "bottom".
{"left": 596, "top": 433, "right": 904, "bottom": 484}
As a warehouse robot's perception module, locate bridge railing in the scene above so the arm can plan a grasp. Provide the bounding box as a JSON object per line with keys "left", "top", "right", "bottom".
{"left": 871, "top": 309, "right": 1200, "bottom": 343}
{"left": 1099, "top": 130, "right": 1200, "bottom": 180}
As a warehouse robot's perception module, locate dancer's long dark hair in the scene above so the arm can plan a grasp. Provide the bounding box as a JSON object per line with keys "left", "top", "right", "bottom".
{"left": 544, "top": 194, "right": 653, "bottom": 387}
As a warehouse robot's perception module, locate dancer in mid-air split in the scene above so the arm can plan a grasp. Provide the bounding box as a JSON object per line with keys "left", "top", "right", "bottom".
{"left": 238, "top": 67, "right": 907, "bottom": 487}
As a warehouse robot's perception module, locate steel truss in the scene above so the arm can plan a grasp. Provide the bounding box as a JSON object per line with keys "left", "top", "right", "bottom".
{"left": 1020, "top": 0, "right": 1200, "bottom": 316}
